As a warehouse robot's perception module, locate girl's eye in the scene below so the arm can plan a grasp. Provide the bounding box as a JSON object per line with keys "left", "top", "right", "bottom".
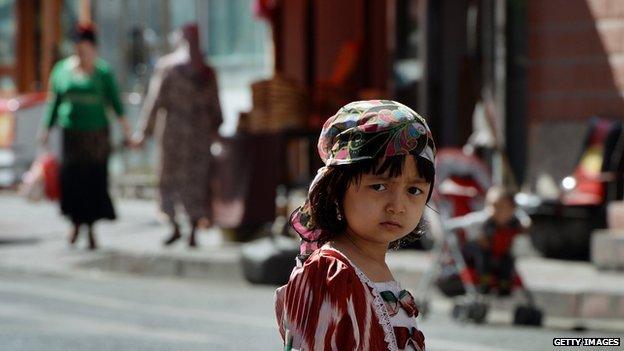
{"left": 408, "top": 187, "right": 423, "bottom": 195}
{"left": 370, "top": 184, "right": 387, "bottom": 191}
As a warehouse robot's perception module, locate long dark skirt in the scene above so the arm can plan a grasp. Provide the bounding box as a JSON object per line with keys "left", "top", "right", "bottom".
{"left": 60, "top": 128, "right": 116, "bottom": 225}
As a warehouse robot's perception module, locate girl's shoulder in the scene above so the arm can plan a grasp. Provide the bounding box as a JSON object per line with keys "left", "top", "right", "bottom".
{"left": 289, "top": 247, "right": 360, "bottom": 288}
{"left": 276, "top": 247, "right": 361, "bottom": 315}
{"left": 275, "top": 247, "right": 385, "bottom": 349}
{"left": 309, "top": 246, "right": 352, "bottom": 266}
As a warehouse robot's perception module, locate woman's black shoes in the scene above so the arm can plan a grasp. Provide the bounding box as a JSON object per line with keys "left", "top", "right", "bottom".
{"left": 163, "top": 230, "right": 182, "bottom": 246}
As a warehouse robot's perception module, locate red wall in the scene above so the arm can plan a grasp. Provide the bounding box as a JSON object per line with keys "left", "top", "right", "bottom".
{"left": 314, "top": 0, "right": 365, "bottom": 81}
{"left": 277, "top": 0, "right": 389, "bottom": 91}
{"left": 528, "top": 0, "right": 624, "bottom": 122}
{"left": 279, "top": 0, "right": 309, "bottom": 83}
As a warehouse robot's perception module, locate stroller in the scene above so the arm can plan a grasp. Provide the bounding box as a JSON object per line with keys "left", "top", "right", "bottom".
{"left": 433, "top": 148, "right": 491, "bottom": 243}
{"left": 414, "top": 149, "right": 543, "bottom": 326}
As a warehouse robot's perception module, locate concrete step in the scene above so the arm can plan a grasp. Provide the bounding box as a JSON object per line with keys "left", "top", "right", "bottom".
{"left": 387, "top": 251, "right": 624, "bottom": 321}
{"left": 591, "top": 229, "right": 624, "bottom": 271}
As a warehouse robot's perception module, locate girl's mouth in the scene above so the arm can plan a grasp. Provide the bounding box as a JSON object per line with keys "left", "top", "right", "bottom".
{"left": 380, "top": 221, "right": 402, "bottom": 229}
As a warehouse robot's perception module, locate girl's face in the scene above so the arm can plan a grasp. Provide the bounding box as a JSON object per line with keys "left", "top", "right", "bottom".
{"left": 342, "top": 156, "right": 430, "bottom": 246}
{"left": 489, "top": 196, "right": 516, "bottom": 226}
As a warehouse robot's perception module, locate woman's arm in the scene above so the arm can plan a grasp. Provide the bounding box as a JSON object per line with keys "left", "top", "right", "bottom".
{"left": 208, "top": 68, "right": 223, "bottom": 135}
{"left": 102, "top": 67, "right": 125, "bottom": 118}
{"left": 132, "top": 63, "right": 169, "bottom": 147}
{"left": 100, "top": 66, "right": 132, "bottom": 143}
{"left": 118, "top": 116, "right": 132, "bottom": 144}
{"left": 39, "top": 67, "right": 62, "bottom": 146}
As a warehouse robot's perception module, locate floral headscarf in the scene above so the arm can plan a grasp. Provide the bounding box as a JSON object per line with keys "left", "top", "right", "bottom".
{"left": 291, "top": 100, "right": 436, "bottom": 256}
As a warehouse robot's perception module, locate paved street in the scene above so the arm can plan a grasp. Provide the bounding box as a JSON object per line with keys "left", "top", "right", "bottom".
{"left": 0, "top": 271, "right": 279, "bottom": 351}
{"left": 0, "top": 270, "right": 621, "bottom": 351}
{"left": 0, "top": 193, "right": 622, "bottom": 350}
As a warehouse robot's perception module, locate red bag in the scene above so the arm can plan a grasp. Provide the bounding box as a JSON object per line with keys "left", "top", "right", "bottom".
{"left": 40, "top": 153, "right": 60, "bottom": 200}
{"left": 21, "top": 153, "right": 59, "bottom": 201}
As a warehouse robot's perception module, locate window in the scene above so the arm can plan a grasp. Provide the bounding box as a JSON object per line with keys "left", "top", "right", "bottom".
{"left": 0, "top": 0, "right": 15, "bottom": 93}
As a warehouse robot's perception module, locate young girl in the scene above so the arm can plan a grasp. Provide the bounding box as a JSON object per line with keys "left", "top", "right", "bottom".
{"left": 275, "top": 100, "right": 436, "bottom": 351}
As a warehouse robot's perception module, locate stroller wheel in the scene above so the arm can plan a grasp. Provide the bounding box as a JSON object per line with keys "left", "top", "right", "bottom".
{"left": 451, "top": 302, "right": 466, "bottom": 321}
{"left": 466, "top": 302, "right": 488, "bottom": 324}
{"left": 451, "top": 301, "right": 488, "bottom": 323}
{"left": 513, "top": 305, "right": 543, "bottom": 327}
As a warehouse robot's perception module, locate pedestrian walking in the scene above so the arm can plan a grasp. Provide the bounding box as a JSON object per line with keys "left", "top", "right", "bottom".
{"left": 275, "top": 100, "right": 436, "bottom": 350}
{"left": 38, "top": 23, "right": 132, "bottom": 250}
{"left": 132, "top": 23, "right": 223, "bottom": 248}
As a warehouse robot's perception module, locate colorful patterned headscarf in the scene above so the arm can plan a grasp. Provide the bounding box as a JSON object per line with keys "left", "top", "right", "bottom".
{"left": 291, "top": 100, "right": 436, "bottom": 256}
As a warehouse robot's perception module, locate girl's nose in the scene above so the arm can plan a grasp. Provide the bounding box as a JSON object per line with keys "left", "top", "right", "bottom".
{"left": 385, "top": 190, "right": 406, "bottom": 214}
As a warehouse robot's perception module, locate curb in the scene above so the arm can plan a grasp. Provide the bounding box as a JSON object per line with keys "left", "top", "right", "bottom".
{"left": 77, "top": 248, "right": 245, "bottom": 282}
{"left": 18, "top": 241, "right": 621, "bottom": 327}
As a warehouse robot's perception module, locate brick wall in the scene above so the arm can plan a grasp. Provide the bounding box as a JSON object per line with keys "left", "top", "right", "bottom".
{"left": 528, "top": 0, "right": 624, "bottom": 122}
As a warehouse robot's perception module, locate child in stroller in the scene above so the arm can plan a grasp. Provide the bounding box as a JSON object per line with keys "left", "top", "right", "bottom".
{"left": 415, "top": 186, "right": 542, "bottom": 326}
{"left": 459, "top": 186, "right": 531, "bottom": 296}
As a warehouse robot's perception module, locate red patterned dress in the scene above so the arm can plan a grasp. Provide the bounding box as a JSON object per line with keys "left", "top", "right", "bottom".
{"left": 275, "top": 247, "right": 426, "bottom": 350}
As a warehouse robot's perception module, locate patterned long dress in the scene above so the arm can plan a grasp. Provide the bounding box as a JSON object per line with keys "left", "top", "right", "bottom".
{"left": 275, "top": 247, "right": 426, "bottom": 351}
{"left": 138, "top": 56, "right": 223, "bottom": 221}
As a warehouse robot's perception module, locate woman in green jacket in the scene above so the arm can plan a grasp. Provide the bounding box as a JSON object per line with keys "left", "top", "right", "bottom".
{"left": 39, "top": 24, "right": 132, "bottom": 250}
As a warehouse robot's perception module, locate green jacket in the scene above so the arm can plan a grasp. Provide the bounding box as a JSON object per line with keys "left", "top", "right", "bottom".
{"left": 44, "top": 56, "right": 124, "bottom": 131}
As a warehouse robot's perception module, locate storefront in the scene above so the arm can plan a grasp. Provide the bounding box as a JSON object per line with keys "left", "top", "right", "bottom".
{"left": 5, "top": 1, "right": 622, "bottom": 246}
{"left": 270, "top": 0, "right": 526, "bottom": 182}
{"left": 0, "top": 0, "right": 272, "bottom": 188}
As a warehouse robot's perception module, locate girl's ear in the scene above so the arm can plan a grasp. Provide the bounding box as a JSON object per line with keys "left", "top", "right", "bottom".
{"left": 334, "top": 200, "right": 343, "bottom": 221}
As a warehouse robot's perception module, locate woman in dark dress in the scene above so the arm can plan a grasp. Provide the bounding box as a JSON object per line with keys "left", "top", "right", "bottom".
{"left": 39, "top": 24, "right": 132, "bottom": 249}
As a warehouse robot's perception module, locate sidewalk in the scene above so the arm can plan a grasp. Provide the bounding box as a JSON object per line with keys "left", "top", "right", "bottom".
{"left": 0, "top": 192, "right": 242, "bottom": 281}
{"left": 388, "top": 251, "right": 624, "bottom": 331}
{"left": 1, "top": 192, "right": 624, "bottom": 331}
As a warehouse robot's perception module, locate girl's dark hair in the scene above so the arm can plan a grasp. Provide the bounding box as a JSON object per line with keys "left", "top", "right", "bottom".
{"left": 306, "top": 153, "right": 435, "bottom": 250}
{"left": 73, "top": 23, "right": 97, "bottom": 44}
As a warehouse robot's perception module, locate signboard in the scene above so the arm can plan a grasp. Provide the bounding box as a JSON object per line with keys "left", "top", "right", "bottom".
{"left": 0, "top": 112, "right": 14, "bottom": 147}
